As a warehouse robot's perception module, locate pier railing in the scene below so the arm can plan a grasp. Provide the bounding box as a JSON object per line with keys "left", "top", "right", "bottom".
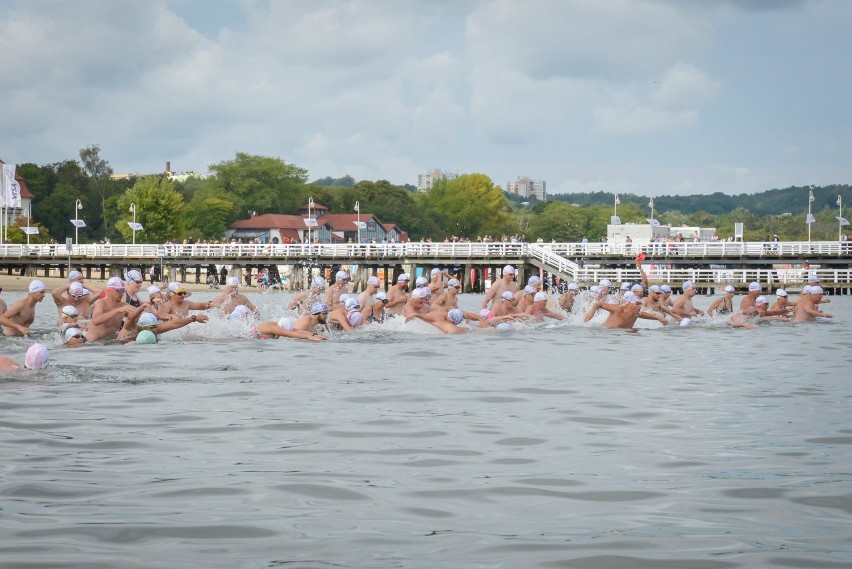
{"left": 2, "top": 240, "right": 849, "bottom": 261}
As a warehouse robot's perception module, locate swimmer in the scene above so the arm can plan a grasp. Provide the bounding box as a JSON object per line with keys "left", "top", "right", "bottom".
{"left": 558, "top": 282, "right": 580, "bottom": 313}
{"left": 432, "top": 278, "right": 462, "bottom": 309}
{"left": 51, "top": 270, "right": 101, "bottom": 315}
{"left": 118, "top": 309, "right": 208, "bottom": 343}
{"left": 584, "top": 292, "right": 668, "bottom": 329}
{"left": 525, "top": 292, "right": 564, "bottom": 321}
{"left": 428, "top": 267, "right": 448, "bottom": 295}
{"left": 324, "top": 270, "right": 351, "bottom": 309}
{"left": 123, "top": 270, "right": 145, "bottom": 308}
{"left": 407, "top": 307, "right": 469, "bottom": 334}
{"left": 492, "top": 290, "right": 521, "bottom": 318}
{"left": 707, "top": 285, "right": 736, "bottom": 316}
{"left": 210, "top": 277, "right": 259, "bottom": 317}
{"left": 362, "top": 291, "right": 389, "bottom": 323}
{"left": 159, "top": 282, "right": 212, "bottom": 319}
{"left": 288, "top": 275, "right": 326, "bottom": 314}
{"left": 146, "top": 285, "right": 167, "bottom": 313}
{"left": 793, "top": 285, "right": 833, "bottom": 323}
{"left": 2, "top": 279, "right": 48, "bottom": 336}
{"left": 671, "top": 281, "right": 705, "bottom": 318}
{"left": 770, "top": 288, "right": 797, "bottom": 313}
{"left": 60, "top": 327, "right": 88, "bottom": 348}
{"left": 482, "top": 265, "right": 518, "bottom": 310}
{"left": 643, "top": 285, "right": 680, "bottom": 321}
{"left": 58, "top": 305, "right": 89, "bottom": 334}
{"left": 343, "top": 297, "right": 364, "bottom": 329}
{"left": 356, "top": 276, "right": 382, "bottom": 311}
{"left": 250, "top": 314, "right": 325, "bottom": 341}
{"left": 659, "top": 284, "right": 675, "bottom": 308}
{"left": 514, "top": 285, "right": 537, "bottom": 313}
{"left": 290, "top": 302, "right": 333, "bottom": 335}
{"left": 0, "top": 343, "right": 50, "bottom": 372}
{"left": 87, "top": 278, "right": 145, "bottom": 342}
{"left": 402, "top": 287, "right": 430, "bottom": 318}
{"left": 386, "top": 273, "right": 410, "bottom": 315}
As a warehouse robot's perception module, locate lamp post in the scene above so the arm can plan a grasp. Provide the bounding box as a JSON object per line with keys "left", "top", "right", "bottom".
{"left": 614, "top": 193, "right": 620, "bottom": 218}
{"left": 74, "top": 199, "right": 82, "bottom": 246}
{"left": 308, "top": 196, "right": 314, "bottom": 245}
{"left": 26, "top": 203, "right": 32, "bottom": 246}
{"left": 839, "top": 195, "right": 844, "bottom": 242}
{"left": 354, "top": 201, "right": 361, "bottom": 245}
{"left": 649, "top": 197, "right": 654, "bottom": 221}
{"left": 129, "top": 203, "right": 137, "bottom": 244}
{"left": 807, "top": 187, "right": 815, "bottom": 243}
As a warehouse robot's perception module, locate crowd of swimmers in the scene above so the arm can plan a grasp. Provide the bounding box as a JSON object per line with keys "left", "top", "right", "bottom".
{"left": 0, "top": 259, "right": 837, "bottom": 373}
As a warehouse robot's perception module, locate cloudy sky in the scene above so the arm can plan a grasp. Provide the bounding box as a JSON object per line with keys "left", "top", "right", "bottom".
{"left": 2, "top": 0, "right": 850, "bottom": 196}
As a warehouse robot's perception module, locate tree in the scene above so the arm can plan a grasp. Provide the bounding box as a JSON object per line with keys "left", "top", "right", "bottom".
{"left": 527, "top": 202, "right": 586, "bottom": 241}
{"left": 113, "top": 176, "right": 186, "bottom": 243}
{"left": 79, "top": 144, "right": 115, "bottom": 239}
{"left": 7, "top": 216, "right": 52, "bottom": 244}
{"left": 207, "top": 153, "right": 308, "bottom": 220}
{"left": 419, "top": 173, "right": 516, "bottom": 238}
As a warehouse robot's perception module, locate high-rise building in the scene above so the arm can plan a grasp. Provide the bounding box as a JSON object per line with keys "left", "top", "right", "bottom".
{"left": 417, "top": 169, "right": 458, "bottom": 192}
{"left": 507, "top": 176, "right": 546, "bottom": 201}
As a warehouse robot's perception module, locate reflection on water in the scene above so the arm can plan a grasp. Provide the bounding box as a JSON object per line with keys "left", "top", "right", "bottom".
{"left": 1, "top": 291, "right": 851, "bottom": 568}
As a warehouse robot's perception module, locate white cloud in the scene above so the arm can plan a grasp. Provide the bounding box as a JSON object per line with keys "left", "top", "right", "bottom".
{"left": 653, "top": 62, "right": 722, "bottom": 109}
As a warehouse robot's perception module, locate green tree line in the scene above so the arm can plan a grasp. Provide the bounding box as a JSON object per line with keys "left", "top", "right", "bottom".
{"left": 9, "top": 146, "right": 851, "bottom": 244}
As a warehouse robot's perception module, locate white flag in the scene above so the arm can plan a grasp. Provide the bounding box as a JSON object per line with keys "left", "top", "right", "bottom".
{"left": 353, "top": 221, "right": 367, "bottom": 229}
{"left": 806, "top": 214, "right": 816, "bottom": 224}
{"left": 838, "top": 195, "right": 843, "bottom": 207}
{"left": 648, "top": 198, "right": 654, "bottom": 209}
{"left": 614, "top": 195, "right": 620, "bottom": 205}
{"left": 127, "top": 222, "right": 144, "bottom": 231}
{"left": 646, "top": 218, "right": 660, "bottom": 226}
{"left": 303, "top": 217, "right": 318, "bottom": 228}
{"left": 837, "top": 216, "right": 850, "bottom": 226}
{"left": 22, "top": 226, "right": 40, "bottom": 235}
{"left": 70, "top": 219, "right": 87, "bottom": 228}
{"left": 610, "top": 215, "right": 621, "bottom": 225}
{"left": 1, "top": 163, "right": 16, "bottom": 207}
{"left": 809, "top": 190, "right": 815, "bottom": 202}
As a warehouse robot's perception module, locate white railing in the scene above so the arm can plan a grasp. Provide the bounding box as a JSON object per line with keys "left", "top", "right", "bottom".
{"left": 0, "top": 240, "right": 849, "bottom": 264}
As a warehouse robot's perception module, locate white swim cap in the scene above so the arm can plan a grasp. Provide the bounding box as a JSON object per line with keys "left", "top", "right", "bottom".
{"left": 138, "top": 311, "right": 159, "bottom": 328}
{"left": 63, "top": 327, "right": 85, "bottom": 343}
{"left": 682, "top": 281, "right": 695, "bottom": 292}
{"left": 344, "top": 297, "right": 360, "bottom": 312}
{"left": 599, "top": 279, "right": 612, "bottom": 287}
{"left": 68, "top": 270, "right": 83, "bottom": 281}
{"left": 24, "top": 343, "right": 49, "bottom": 370}
{"left": 534, "top": 292, "right": 547, "bottom": 302}
{"left": 748, "top": 281, "right": 762, "bottom": 292}
{"left": 448, "top": 278, "right": 461, "bottom": 288}
{"left": 147, "top": 285, "right": 162, "bottom": 296}
{"left": 523, "top": 285, "right": 536, "bottom": 296}
{"left": 375, "top": 291, "right": 388, "bottom": 302}
{"left": 61, "top": 305, "right": 79, "bottom": 318}
{"left": 230, "top": 305, "right": 251, "bottom": 320}
{"left": 415, "top": 276, "right": 428, "bottom": 287}
{"left": 501, "top": 290, "right": 515, "bottom": 301}
{"left": 335, "top": 270, "right": 349, "bottom": 281}
{"left": 431, "top": 268, "right": 441, "bottom": 277}
{"left": 448, "top": 308, "right": 464, "bottom": 324}
{"left": 311, "top": 275, "right": 327, "bottom": 289}
{"left": 226, "top": 276, "right": 240, "bottom": 287}
{"left": 661, "top": 285, "right": 672, "bottom": 293}
{"left": 347, "top": 311, "right": 363, "bottom": 327}
{"left": 29, "top": 280, "right": 47, "bottom": 294}
{"left": 567, "top": 282, "right": 580, "bottom": 291}
{"left": 69, "top": 282, "right": 90, "bottom": 297}
{"left": 776, "top": 288, "right": 788, "bottom": 297}
{"left": 528, "top": 276, "right": 541, "bottom": 286}
{"left": 724, "top": 285, "right": 736, "bottom": 293}
{"left": 680, "top": 318, "right": 693, "bottom": 327}
{"left": 502, "top": 265, "right": 516, "bottom": 276}
{"left": 310, "top": 302, "right": 329, "bottom": 315}
{"left": 367, "top": 276, "right": 380, "bottom": 286}
{"left": 755, "top": 296, "right": 768, "bottom": 305}
{"left": 397, "top": 273, "right": 410, "bottom": 282}
{"left": 125, "top": 269, "right": 143, "bottom": 283}
{"left": 495, "top": 322, "right": 514, "bottom": 331}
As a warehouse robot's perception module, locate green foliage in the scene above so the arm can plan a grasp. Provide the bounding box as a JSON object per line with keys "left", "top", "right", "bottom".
{"left": 113, "top": 176, "right": 186, "bottom": 243}
{"left": 7, "top": 217, "right": 51, "bottom": 244}
{"left": 208, "top": 153, "right": 308, "bottom": 220}
{"left": 312, "top": 175, "right": 356, "bottom": 187}
{"left": 419, "top": 173, "right": 516, "bottom": 238}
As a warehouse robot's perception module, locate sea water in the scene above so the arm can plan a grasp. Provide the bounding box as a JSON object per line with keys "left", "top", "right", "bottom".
{"left": 1, "top": 289, "right": 851, "bottom": 568}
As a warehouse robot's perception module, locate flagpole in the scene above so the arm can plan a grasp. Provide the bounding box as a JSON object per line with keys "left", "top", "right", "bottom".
{"left": 614, "top": 193, "right": 619, "bottom": 218}
{"left": 839, "top": 195, "right": 843, "bottom": 242}
{"left": 807, "top": 188, "right": 814, "bottom": 243}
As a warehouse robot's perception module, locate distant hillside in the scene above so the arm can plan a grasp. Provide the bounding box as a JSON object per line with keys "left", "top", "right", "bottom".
{"left": 548, "top": 184, "right": 851, "bottom": 216}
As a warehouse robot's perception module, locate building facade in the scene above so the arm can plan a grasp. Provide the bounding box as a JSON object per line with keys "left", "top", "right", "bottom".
{"left": 507, "top": 176, "right": 546, "bottom": 201}
{"left": 416, "top": 169, "right": 458, "bottom": 192}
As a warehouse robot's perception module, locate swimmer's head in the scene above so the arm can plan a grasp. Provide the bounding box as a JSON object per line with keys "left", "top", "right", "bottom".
{"left": 748, "top": 281, "right": 762, "bottom": 293}
{"left": 69, "top": 282, "right": 91, "bottom": 298}
{"left": 138, "top": 311, "right": 159, "bottom": 329}
{"left": 431, "top": 268, "right": 441, "bottom": 277}
{"left": 68, "top": 270, "right": 84, "bottom": 282}
{"left": 347, "top": 311, "right": 363, "bottom": 327}
{"left": 29, "top": 279, "right": 47, "bottom": 295}
{"left": 776, "top": 288, "right": 788, "bottom": 297}
{"left": 649, "top": 285, "right": 662, "bottom": 295}
{"left": 622, "top": 292, "right": 642, "bottom": 305}
{"left": 534, "top": 292, "right": 547, "bottom": 302}
{"left": 397, "top": 273, "right": 410, "bottom": 285}
{"left": 682, "top": 280, "right": 695, "bottom": 293}
{"left": 135, "top": 330, "right": 157, "bottom": 344}
{"left": 501, "top": 291, "right": 515, "bottom": 302}
{"left": 367, "top": 276, "right": 380, "bottom": 287}
{"left": 810, "top": 285, "right": 824, "bottom": 296}
{"left": 310, "top": 302, "right": 329, "bottom": 315}
{"left": 24, "top": 343, "right": 49, "bottom": 370}
{"left": 480, "top": 309, "right": 494, "bottom": 320}
{"left": 523, "top": 285, "right": 536, "bottom": 297}
{"left": 311, "top": 275, "right": 327, "bottom": 289}
{"left": 147, "top": 285, "right": 163, "bottom": 298}
{"left": 448, "top": 308, "right": 464, "bottom": 324}
{"left": 724, "top": 285, "right": 736, "bottom": 294}
{"left": 502, "top": 265, "right": 516, "bottom": 277}
{"left": 661, "top": 284, "right": 672, "bottom": 294}
{"left": 528, "top": 275, "right": 541, "bottom": 288}
{"left": 566, "top": 282, "right": 580, "bottom": 292}
{"left": 375, "top": 291, "right": 388, "bottom": 303}
{"left": 61, "top": 305, "right": 79, "bottom": 318}
{"left": 448, "top": 278, "right": 461, "bottom": 290}
{"left": 599, "top": 279, "right": 612, "bottom": 288}
{"left": 680, "top": 318, "right": 693, "bottom": 327}
{"left": 230, "top": 305, "right": 251, "bottom": 320}
{"left": 125, "top": 270, "right": 144, "bottom": 284}
{"left": 344, "top": 297, "right": 360, "bottom": 312}
{"left": 415, "top": 276, "right": 428, "bottom": 288}
{"left": 63, "top": 327, "right": 86, "bottom": 345}
{"left": 495, "top": 322, "right": 514, "bottom": 332}
{"left": 226, "top": 276, "right": 240, "bottom": 288}
{"left": 755, "top": 296, "right": 768, "bottom": 306}
{"left": 335, "top": 270, "right": 350, "bottom": 282}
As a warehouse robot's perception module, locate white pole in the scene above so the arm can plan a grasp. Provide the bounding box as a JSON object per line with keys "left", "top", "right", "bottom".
{"left": 355, "top": 200, "right": 360, "bottom": 245}
{"left": 308, "top": 196, "right": 314, "bottom": 245}
{"left": 75, "top": 199, "right": 82, "bottom": 246}
{"left": 839, "top": 195, "right": 843, "bottom": 242}
{"left": 808, "top": 188, "right": 814, "bottom": 243}
{"left": 130, "top": 202, "right": 137, "bottom": 244}
{"left": 26, "top": 203, "right": 31, "bottom": 246}
{"left": 614, "top": 194, "right": 618, "bottom": 218}
{"left": 1, "top": 166, "right": 6, "bottom": 244}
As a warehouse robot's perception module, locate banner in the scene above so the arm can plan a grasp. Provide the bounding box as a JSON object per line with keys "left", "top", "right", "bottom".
{"left": 303, "top": 218, "right": 318, "bottom": 228}
{"left": 610, "top": 215, "right": 621, "bottom": 225}
{"left": 646, "top": 218, "right": 660, "bottom": 226}
{"left": 353, "top": 221, "right": 367, "bottom": 229}
{"left": 837, "top": 216, "right": 850, "bottom": 226}
{"left": 127, "top": 222, "right": 144, "bottom": 231}
{"left": 806, "top": 214, "right": 816, "bottom": 223}
{"left": 70, "top": 219, "right": 87, "bottom": 228}
{"left": 1, "top": 163, "right": 18, "bottom": 207}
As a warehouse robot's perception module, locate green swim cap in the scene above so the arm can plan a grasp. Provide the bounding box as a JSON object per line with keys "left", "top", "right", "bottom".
{"left": 136, "top": 330, "right": 157, "bottom": 344}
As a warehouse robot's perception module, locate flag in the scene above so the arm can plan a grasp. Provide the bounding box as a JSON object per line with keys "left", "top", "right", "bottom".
{"left": 70, "top": 219, "right": 87, "bottom": 228}
{"left": 610, "top": 215, "right": 621, "bottom": 225}
{"left": 646, "top": 218, "right": 660, "bottom": 226}
{"left": 806, "top": 214, "right": 816, "bottom": 223}
{"left": 648, "top": 198, "right": 654, "bottom": 209}
{"left": 837, "top": 216, "right": 850, "bottom": 226}
{"left": 1, "top": 163, "right": 16, "bottom": 207}
{"left": 353, "top": 221, "right": 367, "bottom": 229}
{"left": 838, "top": 195, "right": 843, "bottom": 207}
{"left": 22, "top": 227, "right": 40, "bottom": 235}
{"left": 354, "top": 202, "right": 360, "bottom": 212}
{"left": 809, "top": 190, "right": 815, "bottom": 202}
{"left": 303, "top": 218, "right": 318, "bottom": 228}
{"left": 614, "top": 195, "right": 620, "bottom": 205}
{"left": 127, "top": 222, "right": 144, "bottom": 231}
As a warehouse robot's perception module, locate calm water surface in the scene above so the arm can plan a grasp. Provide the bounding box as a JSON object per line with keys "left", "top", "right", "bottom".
{"left": 1, "top": 290, "right": 851, "bottom": 568}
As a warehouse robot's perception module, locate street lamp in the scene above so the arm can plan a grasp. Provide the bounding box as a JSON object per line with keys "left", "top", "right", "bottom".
{"left": 129, "top": 203, "right": 137, "bottom": 244}
{"left": 308, "top": 196, "right": 314, "bottom": 245}
{"left": 354, "top": 201, "right": 361, "bottom": 245}
{"left": 74, "top": 199, "right": 83, "bottom": 246}
{"left": 807, "top": 186, "right": 815, "bottom": 243}
{"left": 614, "top": 193, "right": 620, "bottom": 218}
